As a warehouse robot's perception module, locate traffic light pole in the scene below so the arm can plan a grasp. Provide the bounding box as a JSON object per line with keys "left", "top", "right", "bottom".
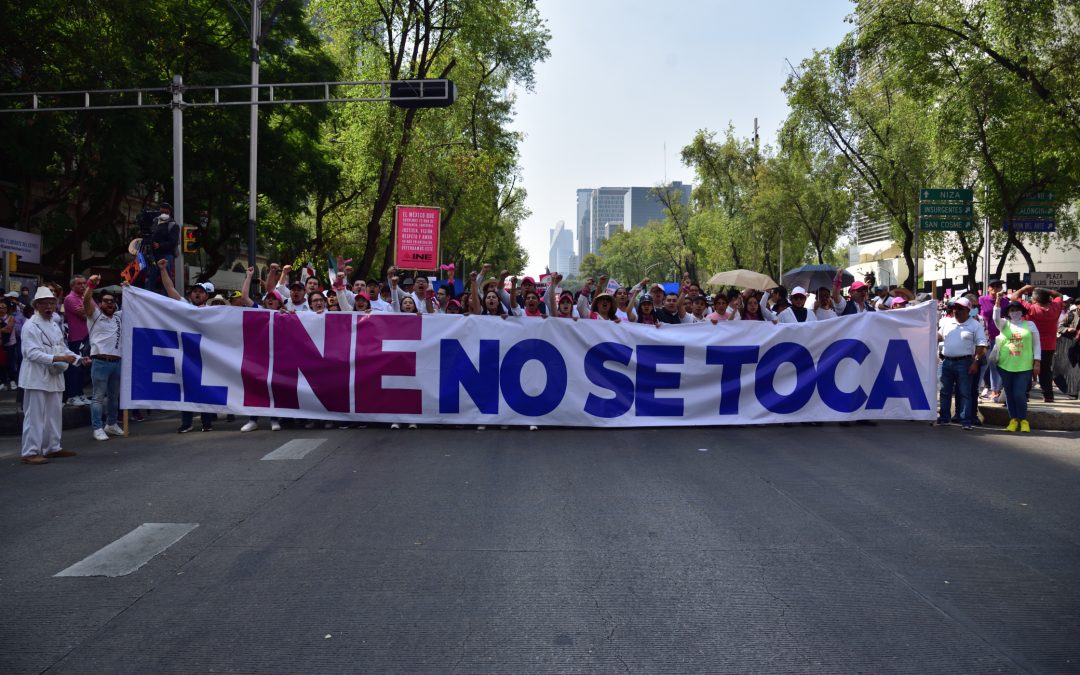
{"left": 0, "top": 77, "right": 456, "bottom": 290}
{"left": 172, "top": 75, "right": 185, "bottom": 292}
{"left": 247, "top": 0, "right": 261, "bottom": 272}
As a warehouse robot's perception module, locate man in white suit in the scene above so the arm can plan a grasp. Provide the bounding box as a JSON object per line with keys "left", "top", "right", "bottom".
{"left": 20, "top": 287, "right": 82, "bottom": 465}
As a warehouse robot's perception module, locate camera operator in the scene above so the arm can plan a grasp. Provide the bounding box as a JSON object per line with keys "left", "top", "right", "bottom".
{"left": 145, "top": 202, "right": 179, "bottom": 295}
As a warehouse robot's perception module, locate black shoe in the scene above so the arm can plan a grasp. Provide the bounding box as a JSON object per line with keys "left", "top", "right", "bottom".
{"left": 201, "top": 426, "right": 213, "bottom": 432}
{"left": 177, "top": 425, "right": 194, "bottom": 433}
{"left": 934, "top": 418, "right": 950, "bottom": 426}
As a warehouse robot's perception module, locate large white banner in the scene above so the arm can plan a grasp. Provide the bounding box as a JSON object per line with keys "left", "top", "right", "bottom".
{"left": 121, "top": 287, "right": 938, "bottom": 426}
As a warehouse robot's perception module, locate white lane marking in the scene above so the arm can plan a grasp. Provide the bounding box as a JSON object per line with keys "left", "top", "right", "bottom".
{"left": 698, "top": 448, "right": 708, "bottom": 452}
{"left": 55, "top": 523, "right": 198, "bottom": 578}
{"left": 260, "top": 438, "right": 327, "bottom": 461}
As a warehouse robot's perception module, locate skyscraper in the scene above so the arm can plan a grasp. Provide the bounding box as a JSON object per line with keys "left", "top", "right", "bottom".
{"left": 576, "top": 189, "right": 592, "bottom": 259}
{"left": 623, "top": 181, "right": 691, "bottom": 230}
{"left": 589, "top": 187, "right": 628, "bottom": 251}
{"left": 575, "top": 183, "right": 693, "bottom": 258}
{"left": 548, "top": 220, "right": 574, "bottom": 275}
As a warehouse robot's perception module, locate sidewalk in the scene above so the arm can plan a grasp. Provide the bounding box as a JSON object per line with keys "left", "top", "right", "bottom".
{"left": 978, "top": 392, "right": 1080, "bottom": 431}
{"left": 0, "top": 387, "right": 91, "bottom": 436}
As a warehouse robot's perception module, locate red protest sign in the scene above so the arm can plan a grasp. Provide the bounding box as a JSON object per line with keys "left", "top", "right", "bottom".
{"left": 394, "top": 205, "right": 440, "bottom": 271}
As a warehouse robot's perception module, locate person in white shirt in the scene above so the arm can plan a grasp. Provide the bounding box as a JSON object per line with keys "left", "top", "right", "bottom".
{"left": 813, "top": 286, "right": 839, "bottom": 320}
{"left": 777, "top": 287, "right": 818, "bottom": 324}
{"left": 370, "top": 284, "right": 393, "bottom": 312}
{"left": 682, "top": 295, "right": 711, "bottom": 323}
{"left": 936, "top": 296, "right": 988, "bottom": 429}
{"left": 19, "top": 287, "right": 82, "bottom": 464}
{"left": 82, "top": 276, "right": 125, "bottom": 441}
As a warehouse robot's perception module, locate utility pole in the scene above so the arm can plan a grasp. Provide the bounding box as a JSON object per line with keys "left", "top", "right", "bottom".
{"left": 247, "top": 0, "right": 261, "bottom": 271}
{"left": 171, "top": 75, "right": 185, "bottom": 292}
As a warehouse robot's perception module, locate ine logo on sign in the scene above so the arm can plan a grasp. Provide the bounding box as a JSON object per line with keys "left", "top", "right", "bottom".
{"left": 394, "top": 205, "right": 440, "bottom": 270}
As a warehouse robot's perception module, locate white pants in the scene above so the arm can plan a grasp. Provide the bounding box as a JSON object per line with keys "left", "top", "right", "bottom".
{"left": 22, "top": 389, "right": 63, "bottom": 457}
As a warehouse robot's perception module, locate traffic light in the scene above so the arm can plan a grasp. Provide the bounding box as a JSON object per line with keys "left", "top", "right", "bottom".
{"left": 182, "top": 225, "right": 199, "bottom": 254}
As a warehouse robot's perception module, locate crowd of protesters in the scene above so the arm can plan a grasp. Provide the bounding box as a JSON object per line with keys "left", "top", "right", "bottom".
{"left": 12, "top": 243, "right": 1080, "bottom": 462}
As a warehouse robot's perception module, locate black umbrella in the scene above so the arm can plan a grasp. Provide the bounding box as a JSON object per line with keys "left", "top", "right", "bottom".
{"left": 781, "top": 264, "right": 854, "bottom": 293}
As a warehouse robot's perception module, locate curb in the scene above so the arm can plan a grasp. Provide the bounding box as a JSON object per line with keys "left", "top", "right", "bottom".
{"left": 979, "top": 401, "right": 1080, "bottom": 432}
{"left": 0, "top": 405, "right": 91, "bottom": 436}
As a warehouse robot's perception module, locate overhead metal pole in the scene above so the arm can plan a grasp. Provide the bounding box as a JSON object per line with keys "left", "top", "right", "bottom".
{"left": 171, "top": 75, "right": 185, "bottom": 291}
{"left": 247, "top": 0, "right": 261, "bottom": 271}
{"left": 0, "top": 77, "right": 454, "bottom": 289}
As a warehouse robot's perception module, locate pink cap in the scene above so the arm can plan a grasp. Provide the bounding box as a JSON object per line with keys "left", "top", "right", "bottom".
{"left": 951, "top": 297, "right": 972, "bottom": 309}
{"left": 850, "top": 281, "right": 867, "bottom": 291}
{"left": 522, "top": 276, "right": 536, "bottom": 285}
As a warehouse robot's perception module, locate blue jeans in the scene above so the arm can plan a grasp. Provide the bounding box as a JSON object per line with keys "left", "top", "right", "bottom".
{"left": 64, "top": 339, "right": 85, "bottom": 399}
{"left": 1000, "top": 368, "right": 1032, "bottom": 421}
{"left": 4, "top": 343, "right": 18, "bottom": 384}
{"left": 181, "top": 411, "right": 216, "bottom": 429}
{"left": 147, "top": 254, "right": 175, "bottom": 295}
{"left": 984, "top": 360, "right": 1002, "bottom": 391}
{"left": 939, "top": 356, "right": 973, "bottom": 424}
{"left": 90, "top": 358, "right": 121, "bottom": 429}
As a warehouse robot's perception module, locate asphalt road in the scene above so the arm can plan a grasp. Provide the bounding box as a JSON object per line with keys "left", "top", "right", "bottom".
{"left": 1, "top": 416, "right": 1078, "bottom": 674}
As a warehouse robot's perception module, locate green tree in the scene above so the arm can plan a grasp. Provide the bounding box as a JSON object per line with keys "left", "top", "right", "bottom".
{"left": 784, "top": 43, "right": 937, "bottom": 289}
{"left": 0, "top": 0, "right": 338, "bottom": 278}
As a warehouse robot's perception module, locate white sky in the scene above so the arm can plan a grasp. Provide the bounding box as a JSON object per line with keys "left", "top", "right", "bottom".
{"left": 512, "top": 0, "right": 855, "bottom": 277}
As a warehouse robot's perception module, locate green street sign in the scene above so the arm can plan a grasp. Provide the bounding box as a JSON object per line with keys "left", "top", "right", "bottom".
{"left": 921, "top": 219, "right": 975, "bottom": 231}
{"left": 1019, "top": 191, "right": 1055, "bottom": 202}
{"left": 920, "top": 188, "right": 973, "bottom": 202}
{"left": 919, "top": 203, "right": 973, "bottom": 218}
{"left": 1015, "top": 204, "right": 1056, "bottom": 217}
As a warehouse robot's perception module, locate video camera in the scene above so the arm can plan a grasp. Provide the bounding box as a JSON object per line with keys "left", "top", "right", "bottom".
{"left": 136, "top": 209, "right": 162, "bottom": 238}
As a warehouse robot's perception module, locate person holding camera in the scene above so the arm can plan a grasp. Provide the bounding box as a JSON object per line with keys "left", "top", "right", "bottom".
{"left": 19, "top": 288, "right": 85, "bottom": 464}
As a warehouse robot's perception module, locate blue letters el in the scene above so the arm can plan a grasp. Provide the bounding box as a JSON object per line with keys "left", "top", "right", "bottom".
{"left": 131, "top": 328, "right": 181, "bottom": 401}
{"left": 500, "top": 339, "right": 566, "bottom": 416}
{"left": 181, "top": 332, "right": 227, "bottom": 405}
{"left": 705, "top": 346, "right": 759, "bottom": 415}
{"left": 439, "top": 339, "right": 499, "bottom": 414}
{"left": 755, "top": 342, "right": 816, "bottom": 414}
{"left": 583, "top": 343, "right": 634, "bottom": 418}
{"left": 635, "top": 345, "right": 684, "bottom": 416}
{"left": 816, "top": 340, "right": 869, "bottom": 413}
{"left": 866, "top": 339, "right": 931, "bottom": 410}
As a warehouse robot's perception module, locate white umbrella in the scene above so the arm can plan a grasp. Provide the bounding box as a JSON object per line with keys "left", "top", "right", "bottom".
{"left": 706, "top": 269, "right": 778, "bottom": 291}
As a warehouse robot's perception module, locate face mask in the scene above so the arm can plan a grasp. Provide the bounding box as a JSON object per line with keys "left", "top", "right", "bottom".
{"left": 1009, "top": 311, "right": 1023, "bottom": 321}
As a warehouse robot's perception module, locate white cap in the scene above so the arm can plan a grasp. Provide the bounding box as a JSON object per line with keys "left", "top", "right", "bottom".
{"left": 951, "top": 297, "right": 972, "bottom": 309}
{"left": 194, "top": 281, "right": 215, "bottom": 294}
{"left": 790, "top": 286, "right": 808, "bottom": 297}
{"left": 4, "top": 291, "right": 19, "bottom": 298}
